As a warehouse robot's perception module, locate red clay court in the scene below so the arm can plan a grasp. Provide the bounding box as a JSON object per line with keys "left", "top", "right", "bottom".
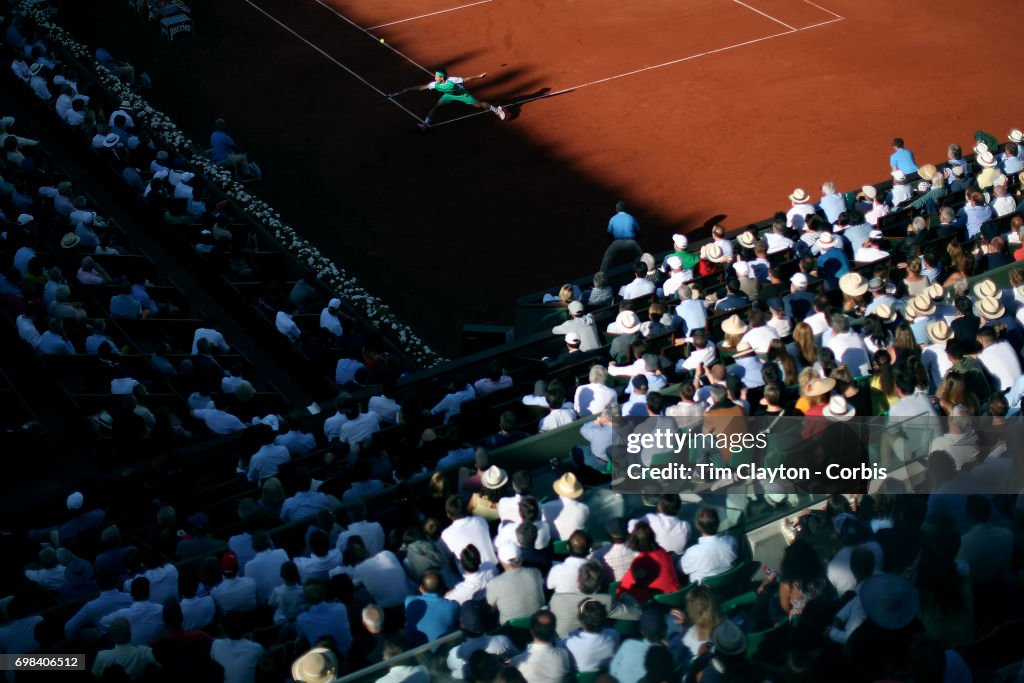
{"left": 68, "top": 0, "right": 1023, "bottom": 355}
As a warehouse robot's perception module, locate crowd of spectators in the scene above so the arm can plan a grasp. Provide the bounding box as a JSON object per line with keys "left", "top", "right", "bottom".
{"left": 3, "top": 2, "right": 1024, "bottom": 682}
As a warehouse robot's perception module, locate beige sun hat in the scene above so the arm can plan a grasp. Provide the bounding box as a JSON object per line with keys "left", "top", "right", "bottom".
{"left": 553, "top": 472, "right": 584, "bottom": 499}
{"left": 789, "top": 188, "right": 810, "bottom": 203}
{"left": 805, "top": 377, "right": 836, "bottom": 397}
{"left": 839, "top": 272, "right": 868, "bottom": 297}
{"left": 875, "top": 303, "right": 897, "bottom": 323}
{"left": 721, "top": 314, "right": 748, "bottom": 336}
{"left": 974, "top": 296, "right": 1005, "bottom": 320}
{"left": 926, "top": 320, "right": 951, "bottom": 345}
{"left": 972, "top": 279, "right": 998, "bottom": 299}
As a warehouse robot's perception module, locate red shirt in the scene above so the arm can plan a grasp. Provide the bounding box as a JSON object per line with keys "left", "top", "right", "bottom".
{"left": 618, "top": 549, "right": 682, "bottom": 603}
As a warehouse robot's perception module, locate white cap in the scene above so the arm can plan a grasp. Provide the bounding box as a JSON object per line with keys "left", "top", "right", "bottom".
{"left": 328, "top": 298, "right": 341, "bottom": 310}
{"left": 66, "top": 492, "right": 84, "bottom": 510}
{"left": 790, "top": 273, "right": 809, "bottom": 288}
{"left": 565, "top": 332, "right": 581, "bottom": 346}
{"left": 891, "top": 170, "right": 906, "bottom": 182}
{"left": 666, "top": 255, "right": 683, "bottom": 269}
{"left": 497, "top": 542, "right": 521, "bottom": 564}
{"left": 868, "top": 230, "right": 883, "bottom": 239}
{"left": 672, "top": 234, "right": 688, "bottom": 248}
{"left": 17, "top": 214, "right": 33, "bottom": 225}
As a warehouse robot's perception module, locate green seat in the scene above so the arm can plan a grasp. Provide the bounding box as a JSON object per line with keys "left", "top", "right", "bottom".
{"left": 608, "top": 581, "right": 621, "bottom": 598}
{"left": 577, "top": 673, "right": 601, "bottom": 683}
{"left": 506, "top": 616, "right": 532, "bottom": 630}
{"left": 699, "top": 560, "right": 760, "bottom": 599}
{"left": 553, "top": 540, "right": 569, "bottom": 556}
{"left": 719, "top": 590, "right": 758, "bottom": 614}
{"left": 746, "top": 621, "right": 785, "bottom": 658}
{"left": 652, "top": 584, "right": 692, "bottom": 608}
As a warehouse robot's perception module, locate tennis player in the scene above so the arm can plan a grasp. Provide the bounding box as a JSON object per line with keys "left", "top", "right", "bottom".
{"left": 395, "top": 68, "right": 506, "bottom": 130}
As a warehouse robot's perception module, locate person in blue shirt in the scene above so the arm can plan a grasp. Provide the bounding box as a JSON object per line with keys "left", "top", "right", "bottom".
{"left": 889, "top": 137, "right": 918, "bottom": 175}
{"left": 210, "top": 119, "right": 261, "bottom": 179}
{"left": 608, "top": 201, "right": 639, "bottom": 240}
{"left": 94, "top": 44, "right": 137, "bottom": 84}
{"left": 404, "top": 569, "right": 459, "bottom": 647}
{"left": 813, "top": 233, "right": 850, "bottom": 291}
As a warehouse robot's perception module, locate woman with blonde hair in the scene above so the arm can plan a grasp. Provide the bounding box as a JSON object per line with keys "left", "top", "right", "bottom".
{"left": 791, "top": 322, "right": 817, "bottom": 371}
{"left": 869, "top": 350, "right": 899, "bottom": 414}
{"left": 677, "top": 584, "right": 724, "bottom": 660}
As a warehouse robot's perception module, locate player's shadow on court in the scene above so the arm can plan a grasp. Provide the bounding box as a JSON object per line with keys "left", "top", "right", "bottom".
{"left": 505, "top": 87, "right": 562, "bottom": 120}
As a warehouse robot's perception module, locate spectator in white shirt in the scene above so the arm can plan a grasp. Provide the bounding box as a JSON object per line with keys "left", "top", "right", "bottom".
{"left": 279, "top": 469, "right": 334, "bottom": 522}
{"left": 342, "top": 537, "right": 412, "bottom": 608}
{"left": 247, "top": 427, "right": 292, "bottom": 482}
{"left": 546, "top": 531, "right": 592, "bottom": 594}
{"left": 319, "top": 298, "right": 344, "bottom": 337}
{"left": 976, "top": 326, "right": 1021, "bottom": 392}
{"left": 575, "top": 403, "right": 619, "bottom": 473}
{"left": 431, "top": 374, "right": 477, "bottom": 423}
{"left": 243, "top": 532, "right": 289, "bottom": 602}
{"left": 441, "top": 495, "right": 498, "bottom": 566}
{"left": 211, "top": 552, "right": 260, "bottom": 614}
{"left": 269, "top": 561, "right": 305, "bottom": 624}
{"left": 629, "top": 495, "right": 691, "bottom": 556}
{"left": 323, "top": 393, "right": 351, "bottom": 442}
{"left": 275, "top": 307, "right": 301, "bottom": 343}
{"left": 538, "top": 382, "right": 578, "bottom": 432}
{"left": 295, "top": 530, "right": 342, "bottom": 583}
{"left": 368, "top": 380, "right": 401, "bottom": 424}
{"left": 192, "top": 320, "right": 230, "bottom": 354}
{"left": 211, "top": 611, "right": 264, "bottom": 683}
{"left": 679, "top": 508, "right": 737, "bottom": 583}
{"left": 543, "top": 473, "right": 590, "bottom": 541}
{"left": 826, "top": 313, "right": 871, "bottom": 376}
{"left": 91, "top": 617, "right": 158, "bottom": 680}
{"left": 786, "top": 188, "right": 817, "bottom": 229}
{"left": 445, "top": 544, "right": 497, "bottom": 605}
{"left": 474, "top": 361, "right": 515, "bottom": 395}
{"left": 511, "top": 611, "right": 571, "bottom": 683}
{"left": 573, "top": 365, "right": 618, "bottom": 417}
{"left": 99, "top": 577, "right": 165, "bottom": 645}
{"left": 619, "top": 262, "right": 658, "bottom": 301}
{"left": 337, "top": 400, "right": 382, "bottom": 450}
{"left": 739, "top": 308, "right": 780, "bottom": 355}
{"left": 561, "top": 599, "right": 620, "bottom": 673}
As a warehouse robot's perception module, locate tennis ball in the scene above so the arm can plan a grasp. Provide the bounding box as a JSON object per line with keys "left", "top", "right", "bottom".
{"left": 380, "top": 38, "right": 385, "bottom": 44}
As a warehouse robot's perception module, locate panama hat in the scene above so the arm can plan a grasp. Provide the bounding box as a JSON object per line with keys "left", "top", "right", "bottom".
{"left": 823, "top": 395, "right": 855, "bottom": 420}
{"left": 721, "top": 314, "right": 748, "bottom": 336}
{"left": 616, "top": 310, "right": 641, "bottom": 334}
{"left": 1010, "top": 129, "right": 1024, "bottom": 144}
{"left": 974, "top": 296, "right": 1005, "bottom": 320}
{"left": 818, "top": 232, "right": 836, "bottom": 249}
{"left": 839, "top": 272, "right": 868, "bottom": 297}
{"left": 553, "top": 472, "right": 584, "bottom": 499}
{"left": 805, "top": 377, "right": 836, "bottom": 397}
{"left": 926, "top": 320, "right": 951, "bottom": 345}
{"left": 702, "top": 244, "right": 727, "bottom": 263}
{"left": 926, "top": 282, "right": 944, "bottom": 300}
{"left": 788, "top": 188, "right": 810, "bottom": 204}
{"left": 291, "top": 647, "right": 339, "bottom": 683}
{"left": 972, "top": 279, "right": 998, "bottom": 299}
{"left": 917, "top": 164, "right": 938, "bottom": 181}
{"left": 978, "top": 150, "right": 997, "bottom": 168}
{"left": 874, "top": 303, "right": 897, "bottom": 323}
{"left": 912, "top": 293, "right": 936, "bottom": 316}
{"left": 102, "top": 133, "right": 119, "bottom": 148}
{"left": 860, "top": 574, "right": 920, "bottom": 631}
{"left": 60, "top": 233, "right": 81, "bottom": 249}
{"left": 737, "top": 230, "right": 758, "bottom": 249}
{"left": 481, "top": 465, "right": 508, "bottom": 489}
{"left": 862, "top": 185, "right": 878, "bottom": 200}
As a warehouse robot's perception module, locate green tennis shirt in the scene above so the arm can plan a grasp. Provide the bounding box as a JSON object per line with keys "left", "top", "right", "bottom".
{"left": 429, "top": 77, "right": 467, "bottom": 95}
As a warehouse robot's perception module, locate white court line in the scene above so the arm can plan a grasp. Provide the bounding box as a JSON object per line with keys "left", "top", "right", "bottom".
{"left": 431, "top": 17, "right": 842, "bottom": 128}
{"left": 311, "top": 0, "right": 432, "bottom": 74}
{"left": 242, "top": 0, "right": 423, "bottom": 122}
{"left": 366, "top": 0, "right": 493, "bottom": 30}
{"left": 731, "top": 0, "right": 796, "bottom": 32}
{"left": 800, "top": 0, "right": 844, "bottom": 19}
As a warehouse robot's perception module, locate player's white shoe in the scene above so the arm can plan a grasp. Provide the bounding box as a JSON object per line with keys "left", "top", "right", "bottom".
{"left": 495, "top": 106, "right": 506, "bottom": 121}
